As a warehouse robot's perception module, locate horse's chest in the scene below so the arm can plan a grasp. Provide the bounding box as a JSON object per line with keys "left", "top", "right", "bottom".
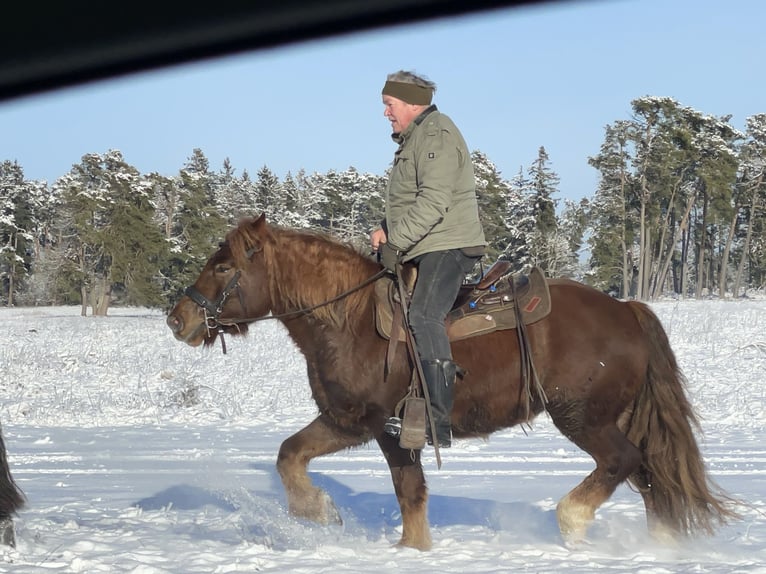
{"left": 310, "top": 375, "right": 371, "bottom": 426}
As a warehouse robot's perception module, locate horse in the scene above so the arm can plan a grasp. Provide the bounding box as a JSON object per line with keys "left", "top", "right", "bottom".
{"left": 166, "top": 214, "right": 738, "bottom": 551}
{"left": 0, "top": 423, "right": 25, "bottom": 547}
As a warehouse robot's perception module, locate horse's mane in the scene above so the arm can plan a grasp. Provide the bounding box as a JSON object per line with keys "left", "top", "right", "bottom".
{"left": 227, "top": 218, "right": 380, "bottom": 328}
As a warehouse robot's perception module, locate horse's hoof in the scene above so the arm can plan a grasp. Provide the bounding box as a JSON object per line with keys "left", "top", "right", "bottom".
{"left": 321, "top": 491, "right": 343, "bottom": 526}
{"left": 556, "top": 495, "right": 594, "bottom": 544}
{"left": 395, "top": 536, "right": 432, "bottom": 552}
{"left": 290, "top": 490, "right": 343, "bottom": 526}
{"left": 649, "top": 522, "right": 680, "bottom": 546}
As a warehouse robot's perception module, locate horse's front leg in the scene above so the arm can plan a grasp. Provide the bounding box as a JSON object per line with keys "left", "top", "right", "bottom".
{"left": 378, "top": 434, "right": 431, "bottom": 551}
{"left": 276, "top": 415, "right": 366, "bottom": 525}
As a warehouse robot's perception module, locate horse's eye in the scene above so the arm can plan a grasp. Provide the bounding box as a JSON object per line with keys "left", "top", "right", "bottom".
{"left": 215, "top": 264, "right": 232, "bottom": 274}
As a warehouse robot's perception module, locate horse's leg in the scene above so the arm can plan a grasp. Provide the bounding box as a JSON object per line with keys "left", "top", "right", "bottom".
{"left": 377, "top": 434, "right": 431, "bottom": 551}
{"left": 627, "top": 464, "right": 678, "bottom": 544}
{"left": 0, "top": 425, "right": 24, "bottom": 547}
{"left": 0, "top": 514, "right": 14, "bottom": 547}
{"left": 276, "top": 415, "right": 366, "bottom": 525}
{"left": 556, "top": 424, "right": 642, "bottom": 543}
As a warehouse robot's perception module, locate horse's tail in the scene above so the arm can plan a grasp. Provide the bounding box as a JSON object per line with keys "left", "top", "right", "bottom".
{"left": 0, "top": 425, "right": 25, "bottom": 517}
{"left": 624, "top": 301, "right": 739, "bottom": 536}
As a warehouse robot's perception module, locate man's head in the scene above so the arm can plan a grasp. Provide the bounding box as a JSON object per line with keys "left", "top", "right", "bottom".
{"left": 382, "top": 70, "right": 436, "bottom": 134}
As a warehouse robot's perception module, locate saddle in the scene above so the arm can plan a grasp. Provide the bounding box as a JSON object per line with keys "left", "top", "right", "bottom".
{"left": 374, "top": 261, "right": 551, "bottom": 343}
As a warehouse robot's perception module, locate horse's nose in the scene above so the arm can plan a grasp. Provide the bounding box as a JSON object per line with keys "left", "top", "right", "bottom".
{"left": 166, "top": 313, "right": 183, "bottom": 334}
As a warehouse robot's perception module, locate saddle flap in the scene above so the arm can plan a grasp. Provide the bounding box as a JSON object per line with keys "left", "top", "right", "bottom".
{"left": 374, "top": 277, "right": 399, "bottom": 340}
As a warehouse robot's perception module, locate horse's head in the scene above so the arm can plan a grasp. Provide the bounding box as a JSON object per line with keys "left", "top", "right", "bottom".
{"left": 166, "top": 213, "right": 274, "bottom": 347}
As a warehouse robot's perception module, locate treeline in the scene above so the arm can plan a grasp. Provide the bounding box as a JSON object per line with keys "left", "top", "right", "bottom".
{"left": 589, "top": 97, "right": 766, "bottom": 299}
{"left": 1, "top": 96, "right": 765, "bottom": 313}
{"left": 0, "top": 145, "right": 580, "bottom": 314}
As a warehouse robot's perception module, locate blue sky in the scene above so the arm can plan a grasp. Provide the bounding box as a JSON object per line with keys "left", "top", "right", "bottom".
{"left": 0, "top": 0, "right": 763, "bottom": 203}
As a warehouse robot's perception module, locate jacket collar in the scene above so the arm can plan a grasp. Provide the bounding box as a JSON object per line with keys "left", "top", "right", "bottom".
{"left": 391, "top": 105, "right": 438, "bottom": 144}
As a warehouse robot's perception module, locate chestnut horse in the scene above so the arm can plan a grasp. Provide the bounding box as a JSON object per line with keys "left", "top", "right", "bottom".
{"left": 166, "top": 214, "right": 737, "bottom": 550}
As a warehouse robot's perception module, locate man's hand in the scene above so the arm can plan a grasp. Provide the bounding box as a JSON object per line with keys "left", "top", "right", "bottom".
{"left": 379, "top": 242, "right": 403, "bottom": 274}
{"left": 370, "top": 228, "right": 387, "bottom": 253}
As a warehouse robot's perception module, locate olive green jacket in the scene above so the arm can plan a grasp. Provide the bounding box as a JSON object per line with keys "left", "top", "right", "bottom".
{"left": 383, "top": 105, "right": 486, "bottom": 261}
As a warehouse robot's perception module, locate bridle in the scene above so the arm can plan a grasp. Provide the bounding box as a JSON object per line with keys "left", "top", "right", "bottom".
{"left": 183, "top": 264, "right": 388, "bottom": 353}
{"left": 184, "top": 269, "right": 243, "bottom": 326}
{"left": 183, "top": 269, "right": 246, "bottom": 354}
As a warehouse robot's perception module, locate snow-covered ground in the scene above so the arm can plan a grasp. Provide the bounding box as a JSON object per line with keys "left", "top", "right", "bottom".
{"left": 0, "top": 299, "right": 764, "bottom": 573}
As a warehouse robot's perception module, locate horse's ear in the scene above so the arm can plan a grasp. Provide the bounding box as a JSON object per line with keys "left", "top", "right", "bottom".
{"left": 247, "top": 212, "right": 268, "bottom": 237}
{"left": 240, "top": 213, "right": 269, "bottom": 259}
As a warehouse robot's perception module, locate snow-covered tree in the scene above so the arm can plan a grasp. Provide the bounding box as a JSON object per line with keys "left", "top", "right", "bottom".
{"left": 497, "top": 165, "right": 535, "bottom": 274}
{"left": 213, "top": 158, "right": 258, "bottom": 224}
{"left": 52, "top": 150, "right": 166, "bottom": 314}
{"left": 527, "top": 146, "right": 562, "bottom": 275}
{"left": 734, "top": 114, "right": 766, "bottom": 295}
{"left": 587, "top": 120, "right": 638, "bottom": 296}
{"left": 0, "top": 160, "right": 36, "bottom": 305}
{"left": 161, "top": 149, "right": 227, "bottom": 305}
{"left": 472, "top": 150, "right": 512, "bottom": 266}
{"left": 254, "top": 165, "right": 282, "bottom": 222}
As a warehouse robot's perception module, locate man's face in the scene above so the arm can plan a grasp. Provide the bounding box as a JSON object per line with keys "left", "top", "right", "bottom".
{"left": 383, "top": 95, "right": 422, "bottom": 135}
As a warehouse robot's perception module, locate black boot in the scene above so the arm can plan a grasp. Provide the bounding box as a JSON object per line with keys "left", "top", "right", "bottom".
{"left": 422, "top": 358, "right": 456, "bottom": 448}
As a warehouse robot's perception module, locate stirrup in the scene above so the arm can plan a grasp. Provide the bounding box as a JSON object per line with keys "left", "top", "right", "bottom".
{"left": 384, "top": 416, "right": 402, "bottom": 438}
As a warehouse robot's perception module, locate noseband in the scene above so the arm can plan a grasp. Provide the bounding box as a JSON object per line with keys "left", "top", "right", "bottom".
{"left": 184, "top": 270, "right": 242, "bottom": 321}
{"left": 184, "top": 270, "right": 245, "bottom": 353}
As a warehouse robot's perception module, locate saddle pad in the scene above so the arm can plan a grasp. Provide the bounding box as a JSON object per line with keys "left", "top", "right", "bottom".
{"left": 374, "top": 267, "right": 551, "bottom": 343}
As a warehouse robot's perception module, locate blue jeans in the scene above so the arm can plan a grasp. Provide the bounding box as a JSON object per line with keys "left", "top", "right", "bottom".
{"left": 407, "top": 249, "right": 479, "bottom": 362}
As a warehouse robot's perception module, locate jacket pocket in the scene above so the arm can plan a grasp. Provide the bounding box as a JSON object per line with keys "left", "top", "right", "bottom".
{"left": 391, "top": 150, "right": 416, "bottom": 187}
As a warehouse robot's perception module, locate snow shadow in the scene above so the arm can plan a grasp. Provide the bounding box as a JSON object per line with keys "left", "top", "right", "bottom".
{"left": 128, "top": 463, "right": 561, "bottom": 548}
{"left": 242, "top": 462, "right": 560, "bottom": 543}
{"left": 134, "top": 484, "right": 238, "bottom": 512}
{"left": 312, "top": 471, "right": 559, "bottom": 540}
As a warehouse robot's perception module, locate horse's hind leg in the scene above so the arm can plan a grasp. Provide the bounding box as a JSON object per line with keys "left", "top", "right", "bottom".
{"left": 628, "top": 465, "right": 679, "bottom": 544}
{"left": 377, "top": 435, "right": 431, "bottom": 551}
{"left": 556, "top": 424, "right": 642, "bottom": 543}
{"left": 277, "top": 415, "right": 366, "bottom": 525}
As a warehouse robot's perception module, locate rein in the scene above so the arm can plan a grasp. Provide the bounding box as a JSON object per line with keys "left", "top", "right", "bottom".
{"left": 185, "top": 266, "right": 388, "bottom": 353}
{"left": 224, "top": 268, "right": 388, "bottom": 325}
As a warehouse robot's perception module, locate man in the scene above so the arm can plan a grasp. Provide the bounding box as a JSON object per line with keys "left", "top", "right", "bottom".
{"left": 371, "top": 70, "right": 486, "bottom": 448}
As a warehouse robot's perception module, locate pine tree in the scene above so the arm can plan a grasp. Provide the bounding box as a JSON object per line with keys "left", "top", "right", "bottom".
{"left": 162, "top": 149, "right": 227, "bottom": 305}
{"left": 103, "top": 170, "right": 167, "bottom": 309}
{"left": 254, "top": 165, "right": 282, "bottom": 222}
{"left": 281, "top": 169, "right": 321, "bottom": 229}
{"left": 19, "top": 177, "right": 60, "bottom": 305}
{"left": 472, "top": 151, "right": 511, "bottom": 265}
{"left": 52, "top": 150, "right": 168, "bottom": 314}
{"left": 337, "top": 167, "right": 385, "bottom": 250}
{"left": 0, "top": 161, "right": 36, "bottom": 305}
{"left": 587, "top": 120, "right": 639, "bottom": 296}
{"left": 557, "top": 198, "right": 589, "bottom": 279}
{"left": 527, "top": 146, "right": 561, "bottom": 275}
{"left": 733, "top": 114, "right": 766, "bottom": 296}
{"left": 213, "top": 158, "right": 258, "bottom": 224}
{"left": 501, "top": 167, "right": 536, "bottom": 274}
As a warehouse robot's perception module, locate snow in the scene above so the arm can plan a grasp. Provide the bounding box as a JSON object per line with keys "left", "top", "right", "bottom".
{"left": 0, "top": 299, "right": 765, "bottom": 572}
